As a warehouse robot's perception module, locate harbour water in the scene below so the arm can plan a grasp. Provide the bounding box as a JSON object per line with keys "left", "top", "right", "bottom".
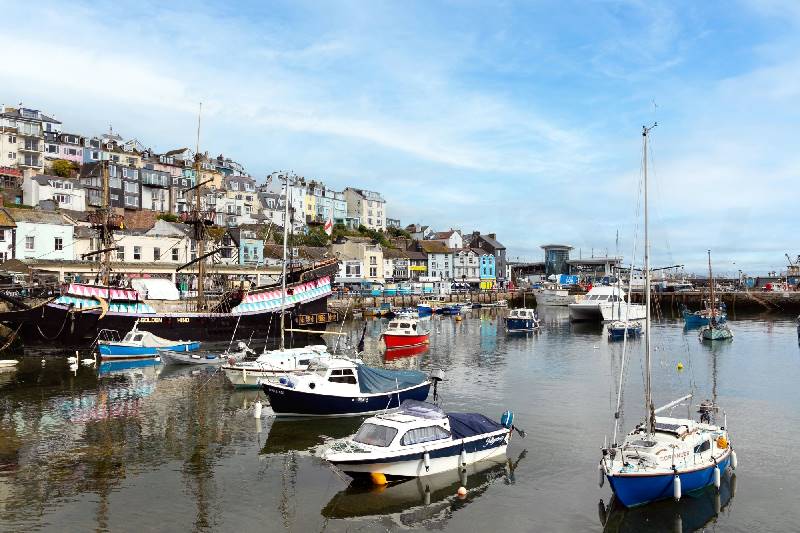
{"left": 0, "top": 307, "right": 798, "bottom": 532}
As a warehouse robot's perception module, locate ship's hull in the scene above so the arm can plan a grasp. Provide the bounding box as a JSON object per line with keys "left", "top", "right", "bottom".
{"left": 0, "top": 297, "right": 330, "bottom": 348}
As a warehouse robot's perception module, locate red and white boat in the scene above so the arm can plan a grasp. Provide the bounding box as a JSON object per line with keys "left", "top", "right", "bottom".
{"left": 379, "top": 318, "right": 429, "bottom": 349}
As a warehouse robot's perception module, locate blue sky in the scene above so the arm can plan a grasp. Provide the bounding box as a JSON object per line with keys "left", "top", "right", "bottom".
{"left": 2, "top": 0, "right": 798, "bottom": 274}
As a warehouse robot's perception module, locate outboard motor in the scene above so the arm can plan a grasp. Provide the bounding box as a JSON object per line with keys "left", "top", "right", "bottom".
{"left": 430, "top": 368, "right": 445, "bottom": 402}
{"left": 501, "top": 410, "right": 514, "bottom": 429}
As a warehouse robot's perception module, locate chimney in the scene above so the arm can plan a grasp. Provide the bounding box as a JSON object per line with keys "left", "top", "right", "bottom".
{"left": 488, "top": 233, "right": 496, "bottom": 240}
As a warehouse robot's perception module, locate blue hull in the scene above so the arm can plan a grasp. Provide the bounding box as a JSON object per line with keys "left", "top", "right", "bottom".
{"left": 417, "top": 306, "right": 433, "bottom": 316}
{"left": 506, "top": 317, "right": 538, "bottom": 331}
{"left": 683, "top": 311, "right": 727, "bottom": 328}
{"left": 437, "top": 306, "right": 461, "bottom": 315}
{"left": 608, "top": 454, "right": 731, "bottom": 508}
{"left": 608, "top": 328, "right": 642, "bottom": 340}
{"left": 263, "top": 382, "right": 431, "bottom": 417}
{"left": 99, "top": 341, "right": 201, "bottom": 358}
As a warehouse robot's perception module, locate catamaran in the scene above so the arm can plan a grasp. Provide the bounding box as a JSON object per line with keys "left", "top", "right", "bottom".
{"left": 599, "top": 125, "right": 737, "bottom": 508}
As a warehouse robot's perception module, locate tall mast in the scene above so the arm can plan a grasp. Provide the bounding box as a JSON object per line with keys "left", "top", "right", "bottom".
{"left": 279, "top": 175, "right": 291, "bottom": 351}
{"left": 643, "top": 124, "right": 656, "bottom": 434}
{"left": 708, "top": 250, "right": 716, "bottom": 320}
{"left": 101, "top": 160, "right": 112, "bottom": 287}
{"left": 194, "top": 103, "right": 205, "bottom": 311}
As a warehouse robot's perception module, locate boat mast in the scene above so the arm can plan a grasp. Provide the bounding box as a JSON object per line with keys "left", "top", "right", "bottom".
{"left": 279, "top": 175, "right": 291, "bottom": 351}
{"left": 708, "top": 250, "right": 716, "bottom": 321}
{"left": 643, "top": 124, "right": 656, "bottom": 434}
{"left": 101, "top": 160, "right": 112, "bottom": 288}
{"left": 194, "top": 103, "right": 205, "bottom": 311}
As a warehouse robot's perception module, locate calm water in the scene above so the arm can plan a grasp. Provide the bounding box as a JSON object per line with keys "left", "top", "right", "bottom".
{"left": 1, "top": 308, "right": 798, "bottom": 532}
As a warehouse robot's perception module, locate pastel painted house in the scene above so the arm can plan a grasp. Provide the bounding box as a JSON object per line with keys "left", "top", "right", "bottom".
{"left": 479, "top": 252, "right": 496, "bottom": 290}
{"left": 5, "top": 207, "right": 74, "bottom": 261}
{"left": 23, "top": 174, "right": 86, "bottom": 211}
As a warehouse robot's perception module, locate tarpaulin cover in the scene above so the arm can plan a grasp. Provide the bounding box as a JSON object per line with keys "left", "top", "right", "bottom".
{"left": 130, "top": 278, "right": 180, "bottom": 300}
{"left": 356, "top": 365, "right": 427, "bottom": 394}
{"left": 447, "top": 413, "right": 505, "bottom": 440}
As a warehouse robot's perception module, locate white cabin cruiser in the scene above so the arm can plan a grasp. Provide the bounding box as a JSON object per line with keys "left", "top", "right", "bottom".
{"left": 322, "top": 400, "right": 516, "bottom": 481}
{"left": 222, "top": 344, "right": 345, "bottom": 389}
{"left": 535, "top": 285, "right": 580, "bottom": 306}
{"left": 568, "top": 285, "right": 645, "bottom": 322}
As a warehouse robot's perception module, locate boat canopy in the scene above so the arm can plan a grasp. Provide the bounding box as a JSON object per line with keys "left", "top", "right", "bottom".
{"left": 130, "top": 278, "right": 180, "bottom": 300}
{"left": 356, "top": 365, "right": 427, "bottom": 394}
{"left": 447, "top": 412, "right": 504, "bottom": 440}
{"left": 397, "top": 400, "right": 446, "bottom": 419}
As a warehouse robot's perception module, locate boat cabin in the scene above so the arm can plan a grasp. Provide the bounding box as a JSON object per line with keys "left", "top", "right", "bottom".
{"left": 386, "top": 319, "right": 420, "bottom": 335}
{"left": 507, "top": 309, "right": 537, "bottom": 320}
{"left": 582, "top": 286, "right": 625, "bottom": 303}
{"left": 351, "top": 401, "right": 452, "bottom": 448}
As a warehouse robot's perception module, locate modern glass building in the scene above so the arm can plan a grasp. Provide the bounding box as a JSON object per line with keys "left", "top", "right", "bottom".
{"left": 541, "top": 244, "right": 573, "bottom": 276}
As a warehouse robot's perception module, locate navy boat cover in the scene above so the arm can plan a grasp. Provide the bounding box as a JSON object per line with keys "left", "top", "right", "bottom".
{"left": 356, "top": 365, "right": 428, "bottom": 394}
{"left": 447, "top": 413, "right": 505, "bottom": 440}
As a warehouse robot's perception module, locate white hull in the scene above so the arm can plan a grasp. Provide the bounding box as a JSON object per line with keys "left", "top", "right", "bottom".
{"left": 222, "top": 366, "right": 288, "bottom": 387}
{"left": 333, "top": 441, "right": 507, "bottom": 478}
{"left": 569, "top": 302, "right": 646, "bottom": 322}
{"left": 536, "top": 292, "right": 577, "bottom": 306}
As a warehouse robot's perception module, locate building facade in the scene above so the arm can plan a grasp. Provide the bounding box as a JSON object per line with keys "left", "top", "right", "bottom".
{"left": 6, "top": 208, "right": 74, "bottom": 260}
{"left": 23, "top": 175, "right": 86, "bottom": 211}
{"left": 344, "top": 187, "right": 386, "bottom": 231}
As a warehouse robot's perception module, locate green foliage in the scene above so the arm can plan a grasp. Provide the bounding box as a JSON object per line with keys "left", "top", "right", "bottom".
{"left": 157, "top": 213, "right": 179, "bottom": 222}
{"left": 387, "top": 226, "right": 411, "bottom": 239}
{"left": 51, "top": 159, "right": 77, "bottom": 178}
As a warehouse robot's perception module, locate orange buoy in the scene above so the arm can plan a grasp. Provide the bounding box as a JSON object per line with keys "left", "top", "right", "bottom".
{"left": 457, "top": 486, "right": 467, "bottom": 497}
{"left": 371, "top": 472, "right": 387, "bottom": 486}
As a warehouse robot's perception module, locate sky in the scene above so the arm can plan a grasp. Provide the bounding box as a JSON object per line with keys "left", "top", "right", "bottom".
{"left": 2, "top": 0, "right": 798, "bottom": 275}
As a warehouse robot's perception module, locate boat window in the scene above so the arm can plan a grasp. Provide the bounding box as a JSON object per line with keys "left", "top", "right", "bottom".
{"left": 598, "top": 295, "right": 609, "bottom": 301}
{"left": 693, "top": 440, "right": 711, "bottom": 454}
{"left": 352, "top": 423, "right": 398, "bottom": 447}
{"left": 586, "top": 295, "right": 597, "bottom": 301}
{"left": 133, "top": 334, "right": 143, "bottom": 342}
{"left": 399, "top": 323, "right": 410, "bottom": 329}
{"left": 400, "top": 425, "right": 451, "bottom": 446}
{"left": 328, "top": 368, "right": 357, "bottom": 384}
{"left": 298, "top": 359, "right": 310, "bottom": 366}
{"left": 412, "top": 324, "right": 417, "bottom": 331}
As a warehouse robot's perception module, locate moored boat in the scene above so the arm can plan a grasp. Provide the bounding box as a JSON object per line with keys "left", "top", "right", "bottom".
{"left": 261, "top": 358, "right": 432, "bottom": 417}
{"left": 682, "top": 304, "right": 727, "bottom": 328}
{"left": 322, "top": 400, "right": 516, "bottom": 480}
{"left": 569, "top": 286, "right": 645, "bottom": 322}
{"left": 97, "top": 324, "right": 200, "bottom": 360}
{"left": 222, "top": 344, "right": 339, "bottom": 389}
{"left": 157, "top": 349, "right": 224, "bottom": 365}
{"left": 607, "top": 321, "right": 642, "bottom": 341}
{"left": 505, "top": 308, "right": 540, "bottom": 332}
{"left": 380, "top": 318, "right": 429, "bottom": 349}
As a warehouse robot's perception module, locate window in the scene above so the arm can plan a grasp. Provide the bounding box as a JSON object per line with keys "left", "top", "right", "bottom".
{"left": 0, "top": 230, "right": 4, "bottom": 242}
{"left": 110, "top": 177, "right": 122, "bottom": 189}
{"left": 352, "top": 423, "right": 397, "bottom": 447}
{"left": 133, "top": 246, "right": 141, "bottom": 260}
{"left": 124, "top": 181, "right": 138, "bottom": 193}
{"left": 54, "top": 237, "right": 63, "bottom": 251}
{"left": 370, "top": 267, "right": 377, "bottom": 277}
{"left": 7, "top": 152, "right": 15, "bottom": 160}
{"left": 47, "top": 144, "right": 58, "bottom": 154}
{"left": 172, "top": 248, "right": 179, "bottom": 261}
{"left": 125, "top": 195, "right": 138, "bottom": 207}
{"left": 7, "top": 135, "right": 15, "bottom": 143}
{"left": 117, "top": 247, "right": 125, "bottom": 261}
{"left": 401, "top": 426, "right": 451, "bottom": 446}
{"left": 91, "top": 151, "right": 99, "bottom": 160}
{"left": 370, "top": 256, "right": 377, "bottom": 265}
{"left": 154, "top": 247, "right": 161, "bottom": 261}
{"left": 25, "top": 236, "right": 34, "bottom": 250}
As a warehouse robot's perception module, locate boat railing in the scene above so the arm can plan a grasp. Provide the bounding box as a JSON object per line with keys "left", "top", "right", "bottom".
{"left": 90, "top": 328, "right": 121, "bottom": 353}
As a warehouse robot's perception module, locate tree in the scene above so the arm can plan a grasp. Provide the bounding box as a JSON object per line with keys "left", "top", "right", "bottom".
{"left": 157, "top": 213, "right": 179, "bottom": 222}
{"left": 51, "top": 159, "right": 77, "bottom": 178}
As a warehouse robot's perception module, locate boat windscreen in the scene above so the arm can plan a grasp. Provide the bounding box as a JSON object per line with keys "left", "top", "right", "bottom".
{"left": 352, "top": 423, "right": 398, "bottom": 447}
{"left": 398, "top": 399, "right": 446, "bottom": 419}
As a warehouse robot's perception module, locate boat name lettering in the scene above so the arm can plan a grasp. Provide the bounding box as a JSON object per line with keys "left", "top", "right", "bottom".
{"left": 176, "top": 318, "right": 190, "bottom": 323}
{"left": 139, "top": 317, "right": 162, "bottom": 323}
{"left": 297, "top": 312, "right": 338, "bottom": 325}
{"left": 485, "top": 435, "right": 506, "bottom": 446}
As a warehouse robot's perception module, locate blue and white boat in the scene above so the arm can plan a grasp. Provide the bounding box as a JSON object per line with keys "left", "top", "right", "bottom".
{"left": 97, "top": 325, "right": 200, "bottom": 360}
{"left": 607, "top": 321, "right": 642, "bottom": 341}
{"left": 599, "top": 126, "right": 737, "bottom": 509}
{"left": 437, "top": 304, "right": 462, "bottom": 316}
{"left": 261, "top": 358, "right": 431, "bottom": 417}
{"left": 505, "top": 308, "right": 540, "bottom": 332}
{"left": 682, "top": 303, "right": 727, "bottom": 328}
{"left": 322, "top": 400, "right": 516, "bottom": 480}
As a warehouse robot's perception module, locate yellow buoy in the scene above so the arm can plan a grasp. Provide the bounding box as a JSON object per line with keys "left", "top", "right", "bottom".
{"left": 370, "top": 472, "right": 388, "bottom": 486}
{"left": 677, "top": 362, "right": 684, "bottom": 371}
{"left": 455, "top": 315, "right": 463, "bottom": 321}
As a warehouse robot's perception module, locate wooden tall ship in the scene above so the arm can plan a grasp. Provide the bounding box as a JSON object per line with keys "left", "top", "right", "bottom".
{"left": 0, "top": 143, "right": 336, "bottom": 348}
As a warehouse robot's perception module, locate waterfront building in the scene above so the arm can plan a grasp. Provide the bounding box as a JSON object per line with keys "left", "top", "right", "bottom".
{"left": 419, "top": 240, "right": 453, "bottom": 281}
{"left": 74, "top": 219, "right": 192, "bottom": 265}
{"left": 219, "top": 225, "right": 266, "bottom": 265}
{"left": 452, "top": 247, "right": 481, "bottom": 285}
{"left": 382, "top": 248, "right": 410, "bottom": 281}
{"left": 23, "top": 174, "right": 86, "bottom": 211}
{"left": 344, "top": 187, "right": 386, "bottom": 231}
{"left": 430, "top": 229, "right": 464, "bottom": 249}
{"left": 479, "top": 252, "right": 497, "bottom": 289}
{"left": 541, "top": 244, "right": 572, "bottom": 276}
{"left": 469, "top": 232, "right": 507, "bottom": 284}
{"left": 0, "top": 209, "right": 16, "bottom": 263}
{"left": 305, "top": 181, "right": 347, "bottom": 226}
{"left": 0, "top": 106, "right": 57, "bottom": 175}
{"left": 333, "top": 236, "right": 384, "bottom": 283}
{"left": 4, "top": 207, "right": 74, "bottom": 261}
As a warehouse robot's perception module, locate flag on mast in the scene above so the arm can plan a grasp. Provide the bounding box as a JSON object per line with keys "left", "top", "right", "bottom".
{"left": 324, "top": 215, "right": 333, "bottom": 236}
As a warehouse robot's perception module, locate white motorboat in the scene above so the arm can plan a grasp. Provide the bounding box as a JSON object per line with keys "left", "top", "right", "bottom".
{"left": 568, "top": 285, "right": 645, "bottom": 322}
{"left": 322, "top": 400, "right": 515, "bottom": 480}
{"left": 222, "top": 344, "right": 339, "bottom": 389}
{"left": 535, "top": 285, "right": 580, "bottom": 306}
{"left": 158, "top": 349, "right": 225, "bottom": 365}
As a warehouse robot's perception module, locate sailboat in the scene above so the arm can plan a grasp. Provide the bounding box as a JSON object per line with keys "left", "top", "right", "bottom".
{"left": 599, "top": 125, "right": 737, "bottom": 508}
{"left": 699, "top": 250, "right": 733, "bottom": 341}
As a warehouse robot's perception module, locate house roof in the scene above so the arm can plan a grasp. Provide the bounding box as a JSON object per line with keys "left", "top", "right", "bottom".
{"left": 123, "top": 210, "right": 158, "bottom": 231}
{"left": 263, "top": 244, "right": 329, "bottom": 261}
{"left": 419, "top": 241, "right": 452, "bottom": 254}
{"left": 432, "top": 230, "right": 458, "bottom": 240}
{"left": 5, "top": 207, "right": 70, "bottom": 225}
{"left": 0, "top": 167, "right": 23, "bottom": 178}
{"left": 381, "top": 247, "right": 407, "bottom": 259}
{"left": 404, "top": 250, "right": 427, "bottom": 260}
{"left": 472, "top": 233, "right": 505, "bottom": 250}
{"left": 0, "top": 209, "right": 17, "bottom": 228}
{"left": 31, "top": 174, "right": 84, "bottom": 188}
{"left": 164, "top": 148, "right": 189, "bottom": 157}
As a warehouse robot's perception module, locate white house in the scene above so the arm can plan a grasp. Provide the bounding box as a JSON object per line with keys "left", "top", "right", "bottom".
{"left": 332, "top": 237, "right": 384, "bottom": 283}
{"left": 430, "top": 229, "right": 463, "bottom": 249}
{"left": 6, "top": 207, "right": 74, "bottom": 260}
{"left": 0, "top": 209, "right": 16, "bottom": 262}
{"left": 74, "top": 219, "right": 192, "bottom": 265}
{"left": 453, "top": 248, "right": 481, "bottom": 283}
{"left": 419, "top": 241, "right": 453, "bottom": 281}
{"left": 23, "top": 174, "right": 86, "bottom": 211}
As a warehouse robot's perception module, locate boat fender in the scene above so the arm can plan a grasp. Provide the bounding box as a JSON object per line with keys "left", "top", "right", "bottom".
{"left": 370, "top": 472, "right": 387, "bottom": 486}
{"left": 731, "top": 449, "right": 737, "bottom": 470}
{"left": 460, "top": 448, "right": 467, "bottom": 468}
{"left": 673, "top": 474, "right": 682, "bottom": 501}
{"left": 713, "top": 465, "right": 721, "bottom": 490}
{"left": 423, "top": 451, "right": 430, "bottom": 472}
{"left": 500, "top": 410, "right": 514, "bottom": 429}
{"left": 598, "top": 462, "right": 605, "bottom": 488}
{"left": 254, "top": 400, "right": 262, "bottom": 419}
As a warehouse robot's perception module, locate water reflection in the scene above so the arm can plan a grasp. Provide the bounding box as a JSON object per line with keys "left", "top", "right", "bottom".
{"left": 260, "top": 418, "right": 361, "bottom": 456}
{"left": 322, "top": 450, "right": 526, "bottom": 527}
{"left": 599, "top": 472, "right": 736, "bottom": 532}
